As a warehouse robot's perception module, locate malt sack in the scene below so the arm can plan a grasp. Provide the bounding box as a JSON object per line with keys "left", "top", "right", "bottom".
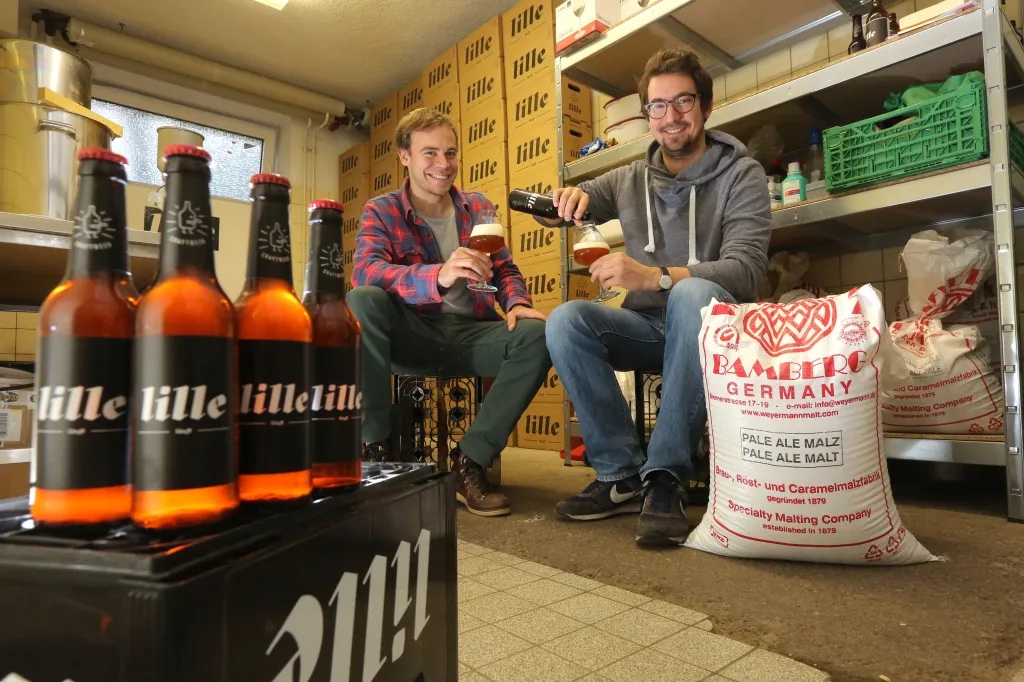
{"left": 686, "top": 285, "right": 939, "bottom": 564}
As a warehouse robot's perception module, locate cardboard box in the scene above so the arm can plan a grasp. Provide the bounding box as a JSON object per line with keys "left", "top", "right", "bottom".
{"left": 338, "top": 142, "right": 370, "bottom": 178}
{"left": 460, "top": 97, "right": 507, "bottom": 151}
{"left": 465, "top": 180, "right": 510, "bottom": 226}
{"left": 503, "top": 0, "right": 557, "bottom": 48}
{"left": 555, "top": 0, "right": 619, "bottom": 54}
{"left": 509, "top": 163, "right": 559, "bottom": 200}
{"left": 508, "top": 115, "right": 592, "bottom": 175}
{"left": 343, "top": 244, "right": 355, "bottom": 271}
{"left": 516, "top": 401, "right": 564, "bottom": 450}
{"left": 517, "top": 255, "right": 562, "bottom": 311}
{"left": 568, "top": 272, "right": 600, "bottom": 301}
{"left": 421, "top": 80, "right": 460, "bottom": 122}
{"left": 460, "top": 67, "right": 505, "bottom": 113}
{"left": 459, "top": 17, "right": 503, "bottom": 77}
{"left": 370, "top": 93, "right": 399, "bottom": 141}
{"left": 562, "top": 79, "right": 593, "bottom": 124}
{"left": 370, "top": 158, "right": 401, "bottom": 197}
{"left": 533, "top": 367, "right": 564, "bottom": 403}
{"left": 504, "top": 26, "right": 554, "bottom": 94}
{"left": 399, "top": 77, "right": 425, "bottom": 117}
{"left": 507, "top": 76, "right": 591, "bottom": 130}
{"left": 423, "top": 46, "right": 459, "bottom": 93}
{"left": 339, "top": 173, "right": 370, "bottom": 209}
{"left": 511, "top": 221, "right": 561, "bottom": 262}
{"left": 371, "top": 134, "right": 395, "bottom": 165}
{"left": 342, "top": 206, "right": 362, "bottom": 242}
{"left": 461, "top": 141, "right": 509, "bottom": 191}
{"left": 619, "top": 0, "right": 662, "bottom": 21}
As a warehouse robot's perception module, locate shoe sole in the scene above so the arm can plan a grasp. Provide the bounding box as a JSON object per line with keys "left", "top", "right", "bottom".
{"left": 556, "top": 502, "right": 643, "bottom": 522}
{"left": 635, "top": 534, "right": 687, "bottom": 547}
{"left": 456, "top": 493, "right": 511, "bottom": 517}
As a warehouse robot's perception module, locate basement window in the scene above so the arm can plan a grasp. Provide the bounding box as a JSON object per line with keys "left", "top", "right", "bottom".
{"left": 92, "top": 99, "right": 266, "bottom": 202}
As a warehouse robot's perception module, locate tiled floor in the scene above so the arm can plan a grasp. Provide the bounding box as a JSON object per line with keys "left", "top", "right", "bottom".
{"left": 457, "top": 539, "right": 830, "bottom": 682}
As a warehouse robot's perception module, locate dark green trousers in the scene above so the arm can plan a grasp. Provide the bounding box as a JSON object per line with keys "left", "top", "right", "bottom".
{"left": 346, "top": 286, "right": 551, "bottom": 467}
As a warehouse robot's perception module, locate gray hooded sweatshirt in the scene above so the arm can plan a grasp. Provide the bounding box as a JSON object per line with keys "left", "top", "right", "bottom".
{"left": 578, "top": 129, "right": 771, "bottom": 310}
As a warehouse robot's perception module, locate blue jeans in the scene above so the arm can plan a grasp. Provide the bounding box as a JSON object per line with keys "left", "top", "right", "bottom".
{"left": 546, "top": 278, "right": 734, "bottom": 484}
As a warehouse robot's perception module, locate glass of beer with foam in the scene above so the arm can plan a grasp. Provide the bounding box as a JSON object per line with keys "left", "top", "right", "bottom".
{"left": 467, "top": 210, "right": 504, "bottom": 293}
{"left": 573, "top": 222, "right": 620, "bottom": 303}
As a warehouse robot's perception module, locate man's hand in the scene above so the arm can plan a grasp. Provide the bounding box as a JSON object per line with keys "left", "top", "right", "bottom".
{"left": 548, "top": 187, "right": 590, "bottom": 224}
{"left": 438, "top": 247, "right": 493, "bottom": 289}
{"left": 507, "top": 304, "right": 547, "bottom": 331}
{"left": 590, "top": 252, "right": 661, "bottom": 292}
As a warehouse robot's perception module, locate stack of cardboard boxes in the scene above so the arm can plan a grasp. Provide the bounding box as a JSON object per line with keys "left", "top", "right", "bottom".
{"left": 337, "top": 141, "right": 371, "bottom": 289}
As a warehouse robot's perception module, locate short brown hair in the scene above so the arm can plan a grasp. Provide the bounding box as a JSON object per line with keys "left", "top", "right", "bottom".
{"left": 394, "top": 107, "right": 459, "bottom": 151}
{"left": 637, "top": 49, "right": 713, "bottom": 119}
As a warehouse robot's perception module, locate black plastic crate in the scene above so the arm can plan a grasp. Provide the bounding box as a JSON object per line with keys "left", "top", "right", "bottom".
{"left": 0, "top": 463, "right": 457, "bottom": 682}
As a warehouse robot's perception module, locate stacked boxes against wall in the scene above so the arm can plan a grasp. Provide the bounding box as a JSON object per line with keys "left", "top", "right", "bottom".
{"left": 338, "top": 142, "right": 370, "bottom": 292}
{"left": 422, "top": 46, "right": 464, "bottom": 189}
{"left": 369, "top": 96, "right": 402, "bottom": 201}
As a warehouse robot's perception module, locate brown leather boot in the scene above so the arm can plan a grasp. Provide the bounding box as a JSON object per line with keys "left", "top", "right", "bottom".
{"left": 451, "top": 447, "right": 511, "bottom": 517}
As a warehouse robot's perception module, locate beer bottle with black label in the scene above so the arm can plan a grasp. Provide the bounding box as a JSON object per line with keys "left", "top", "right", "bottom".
{"left": 235, "top": 174, "right": 313, "bottom": 504}
{"left": 864, "top": 0, "right": 889, "bottom": 47}
{"left": 131, "top": 145, "right": 238, "bottom": 530}
{"left": 302, "top": 200, "right": 362, "bottom": 490}
{"left": 508, "top": 189, "right": 590, "bottom": 221}
{"left": 848, "top": 14, "right": 867, "bottom": 54}
{"left": 31, "top": 149, "right": 138, "bottom": 527}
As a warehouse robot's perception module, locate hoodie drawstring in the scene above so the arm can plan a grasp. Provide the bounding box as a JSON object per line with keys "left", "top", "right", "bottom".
{"left": 643, "top": 165, "right": 700, "bottom": 267}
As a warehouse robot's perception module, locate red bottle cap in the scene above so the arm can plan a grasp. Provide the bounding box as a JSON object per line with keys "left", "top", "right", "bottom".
{"left": 309, "top": 199, "right": 344, "bottom": 212}
{"left": 163, "top": 144, "right": 211, "bottom": 161}
{"left": 250, "top": 173, "right": 292, "bottom": 188}
{"left": 77, "top": 148, "right": 128, "bottom": 165}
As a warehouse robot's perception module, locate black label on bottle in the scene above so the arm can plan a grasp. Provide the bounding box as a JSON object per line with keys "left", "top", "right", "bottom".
{"left": 237, "top": 339, "right": 311, "bottom": 475}
{"left": 865, "top": 15, "right": 888, "bottom": 46}
{"left": 311, "top": 345, "right": 362, "bottom": 465}
{"left": 133, "top": 335, "right": 235, "bottom": 491}
{"left": 34, "top": 336, "right": 131, "bottom": 490}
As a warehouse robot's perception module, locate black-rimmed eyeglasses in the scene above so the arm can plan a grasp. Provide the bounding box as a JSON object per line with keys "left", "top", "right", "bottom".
{"left": 643, "top": 94, "right": 699, "bottom": 119}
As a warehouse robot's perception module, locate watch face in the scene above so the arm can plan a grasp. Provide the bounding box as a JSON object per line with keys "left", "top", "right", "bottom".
{"left": 660, "top": 275, "right": 672, "bottom": 290}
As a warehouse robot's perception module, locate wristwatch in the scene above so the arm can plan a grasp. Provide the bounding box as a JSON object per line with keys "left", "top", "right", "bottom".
{"left": 657, "top": 266, "right": 672, "bottom": 291}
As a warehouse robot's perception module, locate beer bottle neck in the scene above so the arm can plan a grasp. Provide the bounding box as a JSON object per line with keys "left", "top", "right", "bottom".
{"left": 157, "top": 171, "right": 217, "bottom": 278}
{"left": 246, "top": 187, "right": 293, "bottom": 284}
{"left": 304, "top": 211, "right": 346, "bottom": 297}
{"left": 68, "top": 171, "right": 129, "bottom": 278}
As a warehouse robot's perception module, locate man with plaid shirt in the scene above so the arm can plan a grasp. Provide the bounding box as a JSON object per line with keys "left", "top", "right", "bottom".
{"left": 349, "top": 108, "right": 551, "bottom": 516}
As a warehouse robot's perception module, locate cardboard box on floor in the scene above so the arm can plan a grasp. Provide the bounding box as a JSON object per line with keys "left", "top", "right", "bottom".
{"left": 516, "top": 401, "right": 564, "bottom": 450}
{"left": 511, "top": 220, "right": 561, "bottom": 262}
{"left": 533, "top": 366, "right": 563, "bottom": 403}
{"left": 517, "top": 255, "right": 599, "bottom": 313}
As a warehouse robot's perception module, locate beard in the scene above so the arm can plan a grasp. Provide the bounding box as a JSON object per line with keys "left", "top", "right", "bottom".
{"left": 660, "top": 127, "right": 705, "bottom": 159}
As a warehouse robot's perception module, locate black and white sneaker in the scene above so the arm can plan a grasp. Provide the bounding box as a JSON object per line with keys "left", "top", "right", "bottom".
{"left": 636, "top": 472, "right": 692, "bottom": 547}
{"left": 555, "top": 475, "right": 643, "bottom": 521}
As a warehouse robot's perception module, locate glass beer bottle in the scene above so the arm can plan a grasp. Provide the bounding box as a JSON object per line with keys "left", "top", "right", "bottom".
{"left": 235, "top": 174, "right": 313, "bottom": 504}
{"left": 302, "top": 200, "right": 363, "bottom": 489}
{"left": 31, "top": 149, "right": 138, "bottom": 527}
{"left": 131, "top": 145, "right": 238, "bottom": 530}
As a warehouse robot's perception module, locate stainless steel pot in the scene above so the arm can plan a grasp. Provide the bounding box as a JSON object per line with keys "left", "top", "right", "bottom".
{"left": 0, "top": 103, "right": 111, "bottom": 219}
{"left": 0, "top": 39, "right": 93, "bottom": 106}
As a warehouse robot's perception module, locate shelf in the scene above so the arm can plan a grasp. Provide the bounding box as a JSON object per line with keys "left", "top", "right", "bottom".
{"left": 0, "top": 450, "right": 30, "bottom": 466}
{"left": 0, "top": 212, "right": 160, "bottom": 307}
{"left": 567, "top": 419, "right": 1007, "bottom": 466}
{"left": 559, "top": 0, "right": 845, "bottom": 95}
{"left": 564, "top": 6, "right": 986, "bottom": 183}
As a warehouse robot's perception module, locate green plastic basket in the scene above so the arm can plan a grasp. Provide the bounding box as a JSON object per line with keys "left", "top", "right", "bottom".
{"left": 824, "top": 77, "right": 988, "bottom": 192}
{"left": 1010, "top": 124, "right": 1024, "bottom": 171}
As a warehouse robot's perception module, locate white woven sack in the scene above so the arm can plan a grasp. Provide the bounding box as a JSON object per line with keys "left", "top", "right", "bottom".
{"left": 687, "top": 285, "right": 939, "bottom": 565}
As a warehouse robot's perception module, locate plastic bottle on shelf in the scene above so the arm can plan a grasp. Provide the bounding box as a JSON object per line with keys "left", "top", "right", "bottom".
{"left": 767, "top": 178, "right": 782, "bottom": 210}
{"left": 805, "top": 129, "right": 825, "bottom": 183}
{"left": 781, "top": 162, "right": 807, "bottom": 206}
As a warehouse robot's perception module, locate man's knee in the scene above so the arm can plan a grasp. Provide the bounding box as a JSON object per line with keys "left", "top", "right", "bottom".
{"left": 545, "top": 300, "right": 593, "bottom": 347}
{"left": 668, "top": 277, "right": 729, "bottom": 310}
{"left": 346, "top": 285, "right": 390, "bottom": 320}
{"left": 512, "top": 317, "right": 546, "bottom": 343}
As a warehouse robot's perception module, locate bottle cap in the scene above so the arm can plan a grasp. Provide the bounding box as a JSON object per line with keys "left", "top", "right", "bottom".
{"left": 309, "top": 199, "right": 344, "bottom": 212}
{"left": 77, "top": 148, "right": 128, "bottom": 165}
{"left": 809, "top": 128, "right": 822, "bottom": 145}
{"left": 163, "top": 144, "right": 211, "bottom": 162}
{"left": 788, "top": 161, "right": 802, "bottom": 173}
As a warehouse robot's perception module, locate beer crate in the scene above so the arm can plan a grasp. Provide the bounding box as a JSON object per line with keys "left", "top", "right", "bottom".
{"left": 342, "top": 205, "right": 362, "bottom": 243}
{"left": 503, "top": 22, "right": 554, "bottom": 94}
{"left": 511, "top": 220, "right": 561, "bottom": 262}
{"left": 502, "top": 0, "right": 557, "bottom": 49}
{"left": 516, "top": 254, "right": 562, "bottom": 312}
{"left": 370, "top": 92, "right": 399, "bottom": 145}
{"left": 508, "top": 115, "right": 592, "bottom": 176}
{"left": 343, "top": 243, "right": 356, "bottom": 273}
{"left": 422, "top": 46, "right": 459, "bottom": 94}
{"left": 460, "top": 65, "right": 505, "bottom": 115}
{"left": 370, "top": 134, "right": 395, "bottom": 166}
{"left": 421, "top": 80, "right": 461, "bottom": 125}
{"left": 507, "top": 75, "right": 592, "bottom": 131}
{"left": 516, "top": 401, "right": 564, "bottom": 450}
{"left": 399, "top": 76, "right": 425, "bottom": 118}
{"left": 0, "top": 464, "right": 457, "bottom": 682}
{"left": 338, "top": 142, "right": 370, "bottom": 179}
{"left": 464, "top": 180, "right": 510, "bottom": 226}
{"left": 458, "top": 17, "right": 503, "bottom": 79}
{"left": 339, "top": 173, "right": 370, "bottom": 211}
{"left": 461, "top": 141, "right": 508, "bottom": 192}
{"left": 370, "top": 158, "right": 401, "bottom": 197}
{"left": 460, "top": 97, "right": 507, "bottom": 152}
{"left": 533, "top": 366, "right": 564, "bottom": 403}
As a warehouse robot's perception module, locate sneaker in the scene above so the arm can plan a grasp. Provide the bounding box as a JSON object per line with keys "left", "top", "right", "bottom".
{"left": 555, "top": 475, "right": 643, "bottom": 521}
{"left": 636, "top": 472, "right": 693, "bottom": 547}
{"left": 362, "top": 441, "right": 391, "bottom": 462}
{"left": 451, "top": 447, "right": 511, "bottom": 517}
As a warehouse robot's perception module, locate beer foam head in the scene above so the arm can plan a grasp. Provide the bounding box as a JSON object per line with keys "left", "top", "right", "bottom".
{"left": 471, "top": 223, "right": 505, "bottom": 237}
{"left": 573, "top": 240, "right": 610, "bottom": 251}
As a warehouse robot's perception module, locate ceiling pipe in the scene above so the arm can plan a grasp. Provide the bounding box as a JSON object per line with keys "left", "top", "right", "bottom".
{"left": 65, "top": 17, "right": 351, "bottom": 120}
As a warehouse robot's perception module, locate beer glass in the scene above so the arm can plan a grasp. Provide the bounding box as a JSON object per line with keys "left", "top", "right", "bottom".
{"left": 467, "top": 210, "right": 504, "bottom": 293}
{"left": 573, "top": 222, "right": 620, "bottom": 303}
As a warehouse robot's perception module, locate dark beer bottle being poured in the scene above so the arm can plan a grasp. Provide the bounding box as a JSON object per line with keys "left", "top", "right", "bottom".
{"left": 235, "top": 173, "right": 313, "bottom": 504}
{"left": 131, "top": 144, "right": 238, "bottom": 531}
{"left": 31, "top": 148, "right": 138, "bottom": 527}
{"left": 302, "top": 200, "right": 363, "bottom": 490}
{"left": 508, "top": 189, "right": 591, "bottom": 222}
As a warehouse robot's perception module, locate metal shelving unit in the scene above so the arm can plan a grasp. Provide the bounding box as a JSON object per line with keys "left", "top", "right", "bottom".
{"left": 554, "top": 0, "right": 1024, "bottom": 522}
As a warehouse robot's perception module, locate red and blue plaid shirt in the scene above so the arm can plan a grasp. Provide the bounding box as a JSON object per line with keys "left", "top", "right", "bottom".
{"left": 352, "top": 179, "right": 532, "bottom": 319}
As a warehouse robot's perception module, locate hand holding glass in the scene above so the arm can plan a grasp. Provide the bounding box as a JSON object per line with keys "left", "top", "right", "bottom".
{"left": 574, "top": 223, "right": 620, "bottom": 303}
{"left": 467, "top": 210, "right": 504, "bottom": 293}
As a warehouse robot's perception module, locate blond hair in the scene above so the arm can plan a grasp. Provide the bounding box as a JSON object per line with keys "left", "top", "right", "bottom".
{"left": 394, "top": 107, "right": 459, "bottom": 151}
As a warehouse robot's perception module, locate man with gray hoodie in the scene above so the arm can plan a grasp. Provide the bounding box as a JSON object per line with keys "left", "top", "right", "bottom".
{"left": 544, "top": 49, "right": 771, "bottom": 546}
